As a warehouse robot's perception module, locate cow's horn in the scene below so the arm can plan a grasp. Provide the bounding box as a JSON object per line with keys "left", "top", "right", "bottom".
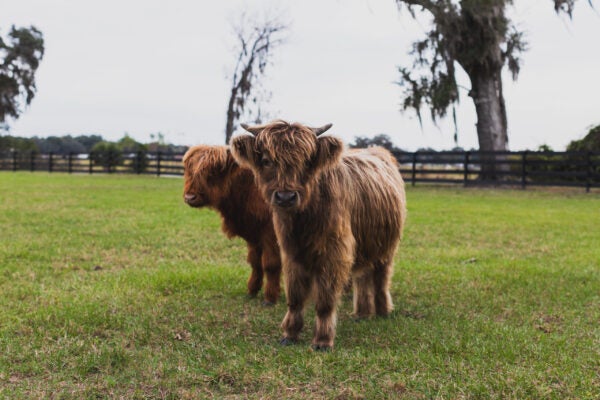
{"left": 240, "top": 123, "right": 262, "bottom": 136}
{"left": 311, "top": 123, "right": 333, "bottom": 136}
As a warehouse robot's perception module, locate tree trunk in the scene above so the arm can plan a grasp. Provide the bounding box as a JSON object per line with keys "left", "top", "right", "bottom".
{"left": 225, "top": 87, "right": 237, "bottom": 144}
{"left": 469, "top": 68, "right": 509, "bottom": 180}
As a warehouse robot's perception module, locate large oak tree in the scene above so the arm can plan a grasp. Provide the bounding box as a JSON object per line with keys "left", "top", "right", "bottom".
{"left": 395, "top": 0, "right": 591, "bottom": 158}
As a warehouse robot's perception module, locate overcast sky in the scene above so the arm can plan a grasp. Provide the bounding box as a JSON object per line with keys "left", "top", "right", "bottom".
{"left": 2, "top": 0, "right": 599, "bottom": 151}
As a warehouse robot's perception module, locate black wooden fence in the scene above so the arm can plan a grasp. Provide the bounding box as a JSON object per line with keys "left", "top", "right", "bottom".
{"left": 1, "top": 150, "right": 599, "bottom": 191}
{"left": 392, "top": 150, "right": 600, "bottom": 192}
{"left": 0, "top": 150, "right": 183, "bottom": 176}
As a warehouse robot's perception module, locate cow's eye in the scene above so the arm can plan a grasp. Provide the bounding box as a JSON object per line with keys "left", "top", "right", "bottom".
{"left": 261, "top": 157, "right": 272, "bottom": 168}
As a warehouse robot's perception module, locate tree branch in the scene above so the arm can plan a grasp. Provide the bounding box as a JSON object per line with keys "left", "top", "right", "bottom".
{"left": 396, "top": 0, "right": 445, "bottom": 19}
{"left": 224, "top": 12, "right": 288, "bottom": 143}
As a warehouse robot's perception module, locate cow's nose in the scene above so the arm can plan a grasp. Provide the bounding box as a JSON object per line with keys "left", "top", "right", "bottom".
{"left": 274, "top": 191, "right": 298, "bottom": 207}
{"left": 184, "top": 193, "right": 197, "bottom": 203}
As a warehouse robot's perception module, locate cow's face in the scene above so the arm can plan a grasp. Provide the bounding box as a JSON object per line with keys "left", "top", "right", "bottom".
{"left": 231, "top": 121, "right": 342, "bottom": 212}
{"left": 182, "top": 145, "right": 235, "bottom": 208}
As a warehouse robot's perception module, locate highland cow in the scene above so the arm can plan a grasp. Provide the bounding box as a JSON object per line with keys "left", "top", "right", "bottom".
{"left": 231, "top": 120, "right": 406, "bottom": 351}
{"left": 182, "top": 145, "right": 281, "bottom": 305}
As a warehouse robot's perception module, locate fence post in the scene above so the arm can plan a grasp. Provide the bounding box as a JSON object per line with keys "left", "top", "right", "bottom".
{"left": 586, "top": 151, "right": 592, "bottom": 193}
{"left": 136, "top": 150, "right": 142, "bottom": 174}
{"left": 48, "top": 152, "right": 53, "bottom": 173}
{"left": 68, "top": 152, "right": 73, "bottom": 173}
{"left": 411, "top": 152, "right": 417, "bottom": 186}
{"left": 107, "top": 152, "right": 112, "bottom": 174}
{"left": 463, "top": 151, "right": 470, "bottom": 186}
{"left": 521, "top": 151, "right": 528, "bottom": 189}
{"left": 156, "top": 151, "right": 161, "bottom": 177}
{"left": 89, "top": 152, "right": 93, "bottom": 174}
{"left": 12, "top": 150, "right": 18, "bottom": 171}
{"left": 30, "top": 150, "right": 35, "bottom": 172}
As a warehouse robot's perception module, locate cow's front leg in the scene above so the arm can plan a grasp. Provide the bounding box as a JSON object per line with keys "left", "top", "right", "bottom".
{"left": 261, "top": 241, "right": 281, "bottom": 306}
{"left": 280, "top": 262, "right": 311, "bottom": 345}
{"left": 312, "top": 270, "right": 346, "bottom": 351}
{"left": 246, "top": 244, "right": 263, "bottom": 298}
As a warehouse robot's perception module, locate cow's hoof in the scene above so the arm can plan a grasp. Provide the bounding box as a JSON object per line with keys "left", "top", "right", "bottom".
{"left": 279, "top": 337, "right": 297, "bottom": 346}
{"left": 311, "top": 344, "right": 332, "bottom": 352}
{"left": 262, "top": 300, "right": 275, "bottom": 307}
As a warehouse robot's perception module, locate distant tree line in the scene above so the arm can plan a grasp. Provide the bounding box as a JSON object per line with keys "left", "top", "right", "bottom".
{"left": 0, "top": 133, "right": 103, "bottom": 154}
{"left": 349, "top": 124, "right": 600, "bottom": 154}
{"left": 0, "top": 133, "right": 189, "bottom": 172}
{"left": 0, "top": 133, "right": 188, "bottom": 154}
{"left": 349, "top": 133, "right": 469, "bottom": 153}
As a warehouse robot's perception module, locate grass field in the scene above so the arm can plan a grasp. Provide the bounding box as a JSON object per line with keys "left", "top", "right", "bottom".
{"left": 0, "top": 172, "right": 598, "bottom": 399}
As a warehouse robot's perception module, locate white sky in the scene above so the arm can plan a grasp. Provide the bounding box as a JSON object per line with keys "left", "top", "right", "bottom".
{"left": 2, "top": 0, "right": 599, "bottom": 151}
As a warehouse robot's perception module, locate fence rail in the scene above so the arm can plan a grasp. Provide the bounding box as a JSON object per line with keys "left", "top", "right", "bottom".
{"left": 0, "top": 150, "right": 185, "bottom": 176}
{"left": 1, "top": 150, "right": 599, "bottom": 191}
{"left": 392, "top": 150, "right": 600, "bottom": 192}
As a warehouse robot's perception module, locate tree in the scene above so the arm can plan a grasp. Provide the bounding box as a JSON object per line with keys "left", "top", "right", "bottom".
{"left": 567, "top": 124, "right": 600, "bottom": 152}
{"left": 117, "top": 134, "right": 147, "bottom": 153}
{"left": 90, "top": 141, "right": 122, "bottom": 172}
{"left": 117, "top": 134, "right": 148, "bottom": 173}
{"left": 224, "top": 12, "right": 287, "bottom": 144}
{"left": 395, "top": 0, "right": 591, "bottom": 177}
{"left": 0, "top": 25, "right": 45, "bottom": 126}
{"left": 349, "top": 134, "right": 404, "bottom": 153}
{"left": 74, "top": 134, "right": 103, "bottom": 152}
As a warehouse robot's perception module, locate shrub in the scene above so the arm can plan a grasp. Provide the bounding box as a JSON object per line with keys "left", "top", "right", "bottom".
{"left": 90, "top": 142, "right": 122, "bottom": 172}
{"left": 567, "top": 124, "right": 600, "bottom": 152}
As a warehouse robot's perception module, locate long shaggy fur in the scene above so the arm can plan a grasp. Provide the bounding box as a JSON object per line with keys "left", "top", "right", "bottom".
{"left": 182, "top": 145, "right": 282, "bottom": 304}
{"left": 231, "top": 120, "right": 406, "bottom": 350}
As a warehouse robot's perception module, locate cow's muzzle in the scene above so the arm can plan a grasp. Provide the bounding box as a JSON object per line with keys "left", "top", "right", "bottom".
{"left": 184, "top": 193, "right": 203, "bottom": 207}
{"left": 273, "top": 191, "right": 299, "bottom": 208}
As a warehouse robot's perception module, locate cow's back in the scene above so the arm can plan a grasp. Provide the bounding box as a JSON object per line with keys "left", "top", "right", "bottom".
{"left": 340, "top": 147, "right": 406, "bottom": 264}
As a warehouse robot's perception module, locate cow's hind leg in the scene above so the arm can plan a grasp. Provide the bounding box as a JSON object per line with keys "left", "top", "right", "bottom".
{"left": 373, "top": 259, "right": 394, "bottom": 316}
{"left": 261, "top": 242, "right": 281, "bottom": 305}
{"left": 246, "top": 244, "right": 263, "bottom": 298}
{"left": 352, "top": 264, "right": 375, "bottom": 319}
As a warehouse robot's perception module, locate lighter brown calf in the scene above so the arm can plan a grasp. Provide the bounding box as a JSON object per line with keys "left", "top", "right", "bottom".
{"left": 231, "top": 120, "right": 406, "bottom": 350}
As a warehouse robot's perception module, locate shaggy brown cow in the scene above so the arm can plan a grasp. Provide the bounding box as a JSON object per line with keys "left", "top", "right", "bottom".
{"left": 231, "top": 120, "right": 406, "bottom": 350}
{"left": 182, "top": 145, "right": 281, "bottom": 304}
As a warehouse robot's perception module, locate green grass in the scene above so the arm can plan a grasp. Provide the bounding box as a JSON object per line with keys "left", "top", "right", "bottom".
{"left": 0, "top": 172, "right": 598, "bottom": 399}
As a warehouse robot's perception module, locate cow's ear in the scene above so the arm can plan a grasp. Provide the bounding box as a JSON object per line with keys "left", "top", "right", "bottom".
{"left": 314, "top": 135, "right": 343, "bottom": 171}
{"left": 230, "top": 134, "right": 258, "bottom": 170}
